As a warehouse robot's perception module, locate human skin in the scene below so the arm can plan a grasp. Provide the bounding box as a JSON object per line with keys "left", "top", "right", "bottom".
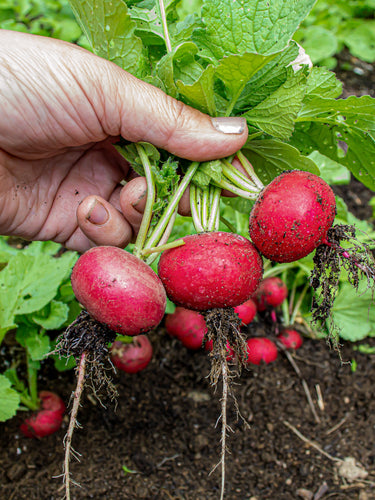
{"left": 0, "top": 30, "right": 247, "bottom": 252}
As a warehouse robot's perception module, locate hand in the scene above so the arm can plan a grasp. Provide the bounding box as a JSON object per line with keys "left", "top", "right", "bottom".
{"left": 0, "top": 30, "right": 248, "bottom": 252}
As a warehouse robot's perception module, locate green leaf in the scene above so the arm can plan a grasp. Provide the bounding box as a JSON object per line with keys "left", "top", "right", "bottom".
{"left": 295, "top": 25, "right": 338, "bottom": 64}
{"left": 215, "top": 52, "right": 277, "bottom": 115}
{"left": 16, "top": 325, "right": 50, "bottom": 361}
{"left": 308, "top": 151, "right": 350, "bottom": 185}
{"left": 68, "top": 0, "right": 146, "bottom": 77}
{"left": 244, "top": 140, "right": 319, "bottom": 185}
{"left": 244, "top": 69, "right": 308, "bottom": 139}
{"left": 192, "top": 160, "right": 223, "bottom": 188}
{"left": 305, "top": 67, "right": 343, "bottom": 100}
{"left": 192, "top": 0, "right": 316, "bottom": 61}
{"left": 53, "top": 354, "right": 76, "bottom": 372}
{"left": 156, "top": 41, "right": 203, "bottom": 97}
{"left": 176, "top": 64, "right": 216, "bottom": 115}
{"left": 340, "top": 20, "right": 375, "bottom": 63}
{"left": 234, "top": 42, "right": 300, "bottom": 111}
{"left": 31, "top": 300, "right": 70, "bottom": 330}
{"left": 0, "top": 250, "right": 78, "bottom": 344}
{"left": 330, "top": 282, "right": 375, "bottom": 341}
{"left": 0, "top": 374, "right": 20, "bottom": 422}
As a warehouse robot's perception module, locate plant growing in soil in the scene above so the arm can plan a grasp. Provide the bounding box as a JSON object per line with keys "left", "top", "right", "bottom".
{"left": 278, "top": 329, "right": 303, "bottom": 350}
{"left": 110, "top": 336, "right": 153, "bottom": 374}
{"left": 246, "top": 338, "right": 278, "bottom": 365}
{"left": 57, "top": 0, "right": 375, "bottom": 497}
{"left": 20, "top": 391, "right": 66, "bottom": 438}
{"left": 165, "top": 307, "right": 208, "bottom": 350}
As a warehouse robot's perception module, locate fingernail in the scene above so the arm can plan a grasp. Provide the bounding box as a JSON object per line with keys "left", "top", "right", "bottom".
{"left": 86, "top": 199, "right": 109, "bottom": 225}
{"left": 210, "top": 116, "right": 246, "bottom": 134}
{"left": 131, "top": 190, "right": 147, "bottom": 212}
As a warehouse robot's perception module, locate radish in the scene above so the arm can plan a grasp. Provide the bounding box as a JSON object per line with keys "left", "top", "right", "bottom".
{"left": 249, "top": 170, "right": 336, "bottom": 263}
{"left": 71, "top": 246, "right": 166, "bottom": 336}
{"left": 158, "top": 232, "right": 263, "bottom": 310}
{"left": 20, "top": 391, "right": 65, "bottom": 438}
{"left": 278, "top": 329, "right": 303, "bottom": 350}
{"left": 110, "top": 336, "right": 153, "bottom": 373}
{"left": 165, "top": 307, "right": 207, "bottom": 350}
{"left": 254, "top": 277, "right": 288, "bottom": 312}
{"left": 234, "top": 298, "right": 257, "bottom": 325}
{"left": 246, "top": 338, "right": 278, "bottom": 365}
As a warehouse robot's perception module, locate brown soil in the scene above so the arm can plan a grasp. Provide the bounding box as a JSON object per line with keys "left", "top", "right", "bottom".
{"left": 1, "top": 55, "right": 375, "bottom": 500}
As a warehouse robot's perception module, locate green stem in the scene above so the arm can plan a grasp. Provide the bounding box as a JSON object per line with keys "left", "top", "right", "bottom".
{"left": 27, "top": 356, "right": 39, "bottom": 408}
{"left": 221, "top": 159, "right": 259, "bottom": 191}
{"left": 142, "top": 239, "right": 185, "bottom": 257}
{"left": 145, "top": 161, "right": 199, "bottom": 249}
{"left": 158, "top": 0, "right": 172, "bottom": 52}
{"left": 190, "top": 183, "right": 204, "bottom": 233}
{"left": 207, "top": 187, "right": 221, "bottom": 231}
{"left": 133, "top": 144, "right": 156, "bottom": 259}
{"left": 236, "top": 150, "right": 264, "bottom": 190}
{"left": 212, "top": 179, "right": 259, "bottom": 199}
{"left": 291, "top": 283, "right": 310, "bottom": 325}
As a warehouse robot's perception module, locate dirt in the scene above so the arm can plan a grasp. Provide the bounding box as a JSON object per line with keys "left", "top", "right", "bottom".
{"left": 1, "top": 55, "right": 375, "bottom": 500}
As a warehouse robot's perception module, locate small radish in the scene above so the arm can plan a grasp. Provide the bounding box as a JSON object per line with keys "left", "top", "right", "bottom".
{"left": 20, "top": 391, "right": 65, "bottom": 438}
{"left": 165, "top": 307, "right": 207, "bottom": 350}
{"left": 158, "top": 232, "right": 263, "bottom": 310}
{"left": 234, "top": 298, "right": 257, "bottom": 325}
{"left": 249, "top": 170, "right": 336, "bottom": 263}
{"left": 110, "top": 336, "right": 153, "bottom": 374}
{"left": 278, "top": 329, "right": 303, "bottom": 350}
{"left": 71, "top": 246, "right": 166, "bottom": 336}
{"left": 205, "top": 339, "right": 235, "bottom": 361}
{"left": 246, "top": 338, "right": 278, "bottom": 365}
{"left": 254, "top": 277, "right": 288, "bottom": 312}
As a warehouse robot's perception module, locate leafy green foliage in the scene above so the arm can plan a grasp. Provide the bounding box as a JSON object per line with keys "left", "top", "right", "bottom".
{"left": 295, "top": 0, "right": 375, "bottom": 66}
{"left": 0, "top": 0, "right": 86, "bottom": 45}
{"left": 0, "top": 238, "right": 79, "bottom": 420}
{"left": 0, "top": 375, "right": 20, "bottom": 422}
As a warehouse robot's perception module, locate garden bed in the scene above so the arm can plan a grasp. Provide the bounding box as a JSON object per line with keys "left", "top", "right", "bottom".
{"left": 1, "top": 61, "right": 375, "bottom": 500}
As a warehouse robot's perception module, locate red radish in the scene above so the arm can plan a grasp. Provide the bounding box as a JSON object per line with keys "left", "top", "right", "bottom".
{"left": 110, "top": 336, "right": 153, "bottom": 373}
{"left": 278, "top": 329, "right": 303, "bottom": 350}
{"left": 205, "top": 339, "right": 235, "bottom": 361}
{"left": 246, "top": 338, "right": 278, "bottom": 365}
{"left": 234, "top": 298, "right": 257, "bottom": 325}
{"left": 254, "top": 277, "right": 288, "bottom": 312}
{"left": 71, "top": 246, "right": 166, "bottom": 336}
{"left": 165, "top": 307, "right": 207, "bottom": 350}
{"left": 20, "top": 391, "right": 65, "bottom": 438}
{"left": 158, "top": 232, "right": 263, "bottom": 310}
{"left": 249, "top": 171, "right": 336, "bottom": 263}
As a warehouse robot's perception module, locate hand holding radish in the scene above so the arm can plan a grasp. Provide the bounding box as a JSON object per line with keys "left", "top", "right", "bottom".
{"left": 0, "top": 30, "right": 247, "bottom": 253}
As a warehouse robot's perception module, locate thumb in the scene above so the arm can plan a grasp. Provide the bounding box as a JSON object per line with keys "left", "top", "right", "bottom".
{"left": 105, "top": 66, "right": 248, "bottom": 161}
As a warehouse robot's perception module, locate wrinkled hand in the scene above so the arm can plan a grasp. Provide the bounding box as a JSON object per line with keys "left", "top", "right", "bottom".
{"left": 0, "top": 30, "right": 247, "bottom": 252}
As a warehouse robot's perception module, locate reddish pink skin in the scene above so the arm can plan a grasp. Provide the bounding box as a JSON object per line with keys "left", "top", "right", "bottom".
{"left": 205, "top": 339, "right": 235, "bottom": 361}
{"left": 234, "top": 299, "right": 257, "bottom": 325}
{"left": 254, "top": 277, "right": 288, "bottom": 312}
{"left": 71, "top": 246, "right": 166, "bottom": 336}
{"left": 278, "top": 329, "right": 303, "bottom": 350}
{"left": 110, "top": 336, "right": 153, "bottom": 374}
{"left": 249, "top": 171, "right": 336, "bottom": 263}
{"left": 158, "top": 232, "right": 263, "bottom": 311}
{"left": 20, "top": 391, "right": 65, "bottom": 438}
{"left": 165, "top": 307, "right": 207, "bottom": 350}
{"left": 246, "top": 338, "right": 278, "bottom": 365}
